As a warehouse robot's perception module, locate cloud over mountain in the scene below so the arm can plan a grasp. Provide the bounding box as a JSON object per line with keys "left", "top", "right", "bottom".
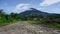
{"left": 12, "top": 4, "right": 32, "bottom": 13}
{"left": 16, "top": 4, "right": 31, "bottom": 11}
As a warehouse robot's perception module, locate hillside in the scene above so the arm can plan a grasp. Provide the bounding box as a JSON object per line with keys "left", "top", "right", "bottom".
{"left": 19, "top": 8, "right": 60, "bottom": 21}
{"left": 20, "top": 8, "right": 60, "bottom": 17}
{"left": 20, "top": 8, "right": 49, "bottom": 17}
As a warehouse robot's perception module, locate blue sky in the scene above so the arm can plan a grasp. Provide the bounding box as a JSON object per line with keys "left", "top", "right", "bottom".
{"left": 0, "top": 0, "right": 60, "bottom": 14}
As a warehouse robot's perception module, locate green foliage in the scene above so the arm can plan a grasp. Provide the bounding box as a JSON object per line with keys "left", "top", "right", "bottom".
{"left": 0, "top": 10, "right": 21, "bottom": 26}
{"left": 28, "top": 20, "right": 60, "bottom": 29}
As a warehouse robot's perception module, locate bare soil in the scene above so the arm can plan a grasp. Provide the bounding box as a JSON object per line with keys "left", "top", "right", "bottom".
{"left": 0, "top": 21, "right": 60, "bottom": 34}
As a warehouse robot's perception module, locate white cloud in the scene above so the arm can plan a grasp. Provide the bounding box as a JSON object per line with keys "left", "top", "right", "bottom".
{"left": 16, "top": 4, "right": 31, "bottom": 11}
{"left": 13, "top": 4, "right": 31, "bottom": 13}
{"left": 40, "top": 0, "right": 60, "bottom": 6}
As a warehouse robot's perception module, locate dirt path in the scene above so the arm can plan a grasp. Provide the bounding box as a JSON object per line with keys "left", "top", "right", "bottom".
{"left": 0, "top": 21, "right": 60, "bottom": 34}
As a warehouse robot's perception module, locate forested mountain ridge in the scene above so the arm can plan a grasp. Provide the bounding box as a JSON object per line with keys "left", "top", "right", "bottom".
{"left": 19, "top": 8, "right": 60, "bottom": 19}
{"left": 20, "top": 8, "right": 49, "bottom": 16}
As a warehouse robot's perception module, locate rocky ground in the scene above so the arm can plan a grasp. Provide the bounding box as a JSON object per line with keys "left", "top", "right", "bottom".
{"left": 0, "top": 21, "right": 60, "bottom": 34}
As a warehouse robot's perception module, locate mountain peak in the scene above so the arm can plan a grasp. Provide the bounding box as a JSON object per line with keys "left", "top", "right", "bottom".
{"left": 20, "top": 8, "right": 48, "bottom": 16}
{"left": 30, "top": 8, "right": 37, "bottom": 10}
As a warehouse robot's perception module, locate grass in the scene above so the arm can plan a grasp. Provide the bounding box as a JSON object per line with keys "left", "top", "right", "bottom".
{"left": 28, "top": 20, "right": 60, "bottom": 29}
{"left": 41, "top": 22, "right": 60, "bottom": 29}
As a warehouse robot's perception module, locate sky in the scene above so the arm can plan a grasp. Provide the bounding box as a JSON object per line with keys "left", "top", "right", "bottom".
{"left": 0, "top": 0, "right": 60, "bottom": 14}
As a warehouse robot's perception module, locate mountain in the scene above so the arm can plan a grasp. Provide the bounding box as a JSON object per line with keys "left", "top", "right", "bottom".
{"left": 20, "top": 8, "right": 49, "bottom": 17}
{"left": 19, "top": 8, "right": 60, "bottom": 19}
